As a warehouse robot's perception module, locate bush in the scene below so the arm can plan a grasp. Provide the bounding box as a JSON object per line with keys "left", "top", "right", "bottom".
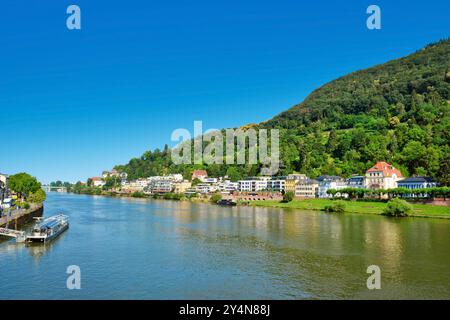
{"left": 163, "top": 193, "right": 184, "bottom": 200}
{"left": 131, "top": 191, "right": 145, "bottom": 198}
{"left": 17, "top": 202, "right": 31, "bottom": 210}
{"left": 210, "top": 193, "right": 222, "bottom": 203}
{"left": 324, "top": 200, "right": 346, "bottom": 213}
{"left": 27, "top": 189, "right": 47, "bottom": 204}
{"left": 382, "top": 198, "right": 412, "bottom": 217}
{"left": 281, "top": 191, "right": 294, "bottom": 203}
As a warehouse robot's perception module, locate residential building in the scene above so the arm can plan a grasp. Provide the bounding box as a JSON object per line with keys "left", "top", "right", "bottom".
{"left": 218, "top": 180, "right": 239, "bottom": 194}
{"left": 149, "top": 179, "right": 174, "bottom": 194}
{"left": 122, "top": 179, "right": 148, "bottom": 192}
{"left": 347, "top": 175, "right": 365, "bottom": 189}
{"left": 365, "top": 161, "right": 403, "bottom": 190}
{"left": 317, "top": 175, "right": 347, "bottom": 198}
{"left": 119, "top": 172, "right": 128, "bottom": 181}
{"left": 195, "top": 183, "right": 217, "bottom": 194}
{"left": 397, "top": 176, "right": 438, "bottom": 197}
{"left": 238, "top": 177, "right": 271, "bottom": 192}
{"left": 184, "top": 188, "right": 198, "bottom": 197}
{"left": 295, "top": 179, "right": 319, "bottom": 198}
{"left": 192, "top": 170, "right": 208, "bottom": 182}
{"left": 231, "top": 191, "right": 283, "bottom": 202}
{"left": 91, "top": 177, "right": 105, "bottom": 187}
{"left": 203, "top": 177, "right": 218, "bottom": 184}
{"left": 173, "top": 180, "right": 192, "bottom": 194}
{"left": 166, "top": 174, "right": 184, "bottom": 182}
{"left": 267, "top": 177, "right": 286, "bottom": 193}
{"left": 0, "top": 173, "right": 9, "bottom": 203}
{"left": 285, "top": 174, "right": 308, "bottom": 193}
{"left": 102, "top": 169, "right": 122, "bottom": 178}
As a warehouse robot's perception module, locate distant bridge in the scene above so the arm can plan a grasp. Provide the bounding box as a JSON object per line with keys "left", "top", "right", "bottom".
{"left": 42, "top": 185, "right": 67, "bottom": 193}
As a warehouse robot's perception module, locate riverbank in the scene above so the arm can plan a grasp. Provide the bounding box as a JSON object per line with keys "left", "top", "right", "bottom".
{"left": 66, "top": 190, "right": 450, "bottom": 219}
{"left": 0, "top": 203, "right": 44, "bottom": 229}
{"left": 250, "top": 199, "right": 450, "bottom": 219}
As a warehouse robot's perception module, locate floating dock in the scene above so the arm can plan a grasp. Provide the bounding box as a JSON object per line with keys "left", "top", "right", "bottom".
{"left": 0, "top": 227, "right": 26, "bottom": 242}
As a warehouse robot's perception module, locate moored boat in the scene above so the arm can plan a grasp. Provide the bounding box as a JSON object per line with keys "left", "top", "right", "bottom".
{"left": 217, "top": 199, "right": 237, "bottom": 206}
{"left": 26, "top": 214, "right": 69, "bottom": 243}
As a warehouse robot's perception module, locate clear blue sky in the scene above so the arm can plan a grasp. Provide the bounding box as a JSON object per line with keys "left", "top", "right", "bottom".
{"left": 0, "top": 0, "right": 449, "bottom": 183}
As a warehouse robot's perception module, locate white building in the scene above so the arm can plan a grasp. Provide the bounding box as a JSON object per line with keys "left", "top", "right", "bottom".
{"left": 365, "top": 161, "right": 403, "bottom": 190}
{"left": 91, "top": 177, "right": 105, "bottom": 187}
{"left": 149, "top": 179, "right": 174, "bottom": 194}
{"left": 346, "top": 175, "right": 365, "bottom": 188}
{"left": 218, "top": 180, "right": 239, "bottom": 194}
{"left": 196, "top": 183, "right": 217, "bottom": 194}
{"left": 267, "top": 178, "right": 286, "bottom": 193}
{"left": 238, "top": 177, "right": 271, "bottom": 192}
{"left": 316, "top": 175, "right": 347, "bottom": 198}
{"left": 203, "top": 177, "right": 218, "bottom": 184}
{"left": 0, "top": 173, "right": 9, "bottom": 203}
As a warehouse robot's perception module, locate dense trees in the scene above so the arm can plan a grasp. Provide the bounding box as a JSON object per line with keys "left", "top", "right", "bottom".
{"left": 28, "top": 189, "right": 47, "bottom": 204}
{"left": 114, "top": 39, "right": 450, "bottom": 185}
{"left": 8, "top": 173, "right": 42, "bottom": 200}
{"left": 327, "top": 187, "right": 450, "bottom": 199}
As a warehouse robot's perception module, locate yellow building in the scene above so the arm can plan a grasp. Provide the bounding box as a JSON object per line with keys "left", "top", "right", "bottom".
{"left": 295, "top": 179, "right": 319, "bottom": 198}
{"left": 285, "top": 174, "right": 308, "bottom": 193}
{"left": 174, "top": 180, "right": 192, "bottom": 194}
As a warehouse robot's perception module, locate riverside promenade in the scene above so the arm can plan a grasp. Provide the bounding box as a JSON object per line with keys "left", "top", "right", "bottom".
{"left": 0, "top": 204, "right": 43, "bottom": 229}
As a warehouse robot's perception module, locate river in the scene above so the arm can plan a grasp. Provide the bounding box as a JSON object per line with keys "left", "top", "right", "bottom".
{"left": 1, "top": 192, "right": 449, "bottom": 299}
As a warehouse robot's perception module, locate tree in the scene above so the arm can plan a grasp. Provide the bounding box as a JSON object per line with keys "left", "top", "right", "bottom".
{"left": 226, "top": 166, "right": 243, "bottom": 182}
{"left": 28, "top": 189, "right": 47, "bottom": 204}
{"left": 282, "top": 191, "right": 294, "bottom": 203}
{"left": 8, "top": 173, "right": 41, "bottom": 200}
{"left": 326, "top": 189, "right": 338, "bottom": 198}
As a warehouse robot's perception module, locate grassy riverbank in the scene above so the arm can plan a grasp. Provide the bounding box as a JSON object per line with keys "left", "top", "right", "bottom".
{"left": 250, "top": 199, "right": 450, "bottom": 219}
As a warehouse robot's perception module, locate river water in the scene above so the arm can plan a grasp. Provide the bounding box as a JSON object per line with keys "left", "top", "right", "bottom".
{"left": 1, "top": 192, "right": 449, "bottom": 299}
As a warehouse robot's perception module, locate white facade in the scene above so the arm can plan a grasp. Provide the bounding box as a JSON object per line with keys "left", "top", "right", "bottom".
{"left": 203, "top": 177, "right": 218, "bottom": 184}
{"left": 238, "top": 178, "right": 269, "bottom": 192}
{"left": 267, "top": 179, "right": 286, "bottom": 192}
{"left": 196, "top": 183, "right": 217, "bottom": 194}
{"left": 317, "top": 176, "right": 347, "bottom": 198}
{"left": 92, "top": 179, "right": 105, "bottom": 187}
{"left": 218, "top": 180, "right": 239, "bottom": 193}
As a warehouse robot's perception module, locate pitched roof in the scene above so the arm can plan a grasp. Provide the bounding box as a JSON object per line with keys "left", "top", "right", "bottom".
{"left": 366, "top": 162, "right": 403, "bottom": 178}
{"left": 398, "top": 176, "right": 434, "bottom": 183}
{"left": 192, "top": 169, "right": 208, "bottom": 176}
{"left": 316, "top": 175, "right": 344, "bottom": 182}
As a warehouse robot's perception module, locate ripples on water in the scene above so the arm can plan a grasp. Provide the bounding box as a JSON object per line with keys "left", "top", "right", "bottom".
{"left": 1, "top": 193, "right": 450, "bottom": 299}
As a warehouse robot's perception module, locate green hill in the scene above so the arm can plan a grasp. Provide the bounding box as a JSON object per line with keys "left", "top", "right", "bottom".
{"left": 116, "top": 39, "right": 450, "bottom": 185}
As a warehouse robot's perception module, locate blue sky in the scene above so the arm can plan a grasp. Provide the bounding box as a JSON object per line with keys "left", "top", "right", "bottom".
{"left": 0, "top": 0, "right": 449, "bottom": 183}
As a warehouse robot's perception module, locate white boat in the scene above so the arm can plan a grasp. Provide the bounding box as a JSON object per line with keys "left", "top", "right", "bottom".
{"left": 26, "top": 214, "right": 69, "bottom": 243}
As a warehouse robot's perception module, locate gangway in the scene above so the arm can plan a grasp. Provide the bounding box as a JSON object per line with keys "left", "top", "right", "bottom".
{"left": 0, "top": 227, "right": 26, "bottom": 243}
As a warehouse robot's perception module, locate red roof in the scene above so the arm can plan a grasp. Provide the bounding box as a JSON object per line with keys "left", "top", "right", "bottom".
{"left": 366, "top": 162, "right": 402, "bottom": 178}
{"left": 91, "top": 177, "right": 102, "bottom": 181}
{"left": 192, "top": 170, "right": 208, "bottom": 177}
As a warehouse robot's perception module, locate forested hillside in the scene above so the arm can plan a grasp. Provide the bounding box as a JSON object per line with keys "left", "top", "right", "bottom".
{"left": 115, "top": 39, "right": 450, "bottom": 185}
